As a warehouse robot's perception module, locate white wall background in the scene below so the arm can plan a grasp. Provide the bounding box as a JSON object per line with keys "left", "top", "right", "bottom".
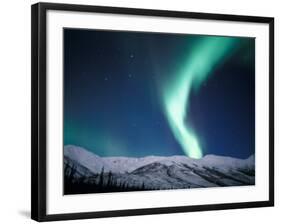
{"left": 0, "top": 0, "right": 279, "bottom": 223}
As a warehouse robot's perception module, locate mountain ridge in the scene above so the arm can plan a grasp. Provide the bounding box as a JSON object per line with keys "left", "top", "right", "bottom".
{"left": 64, "top": 144, "right": 254, "bottom": 173}
{"left": 64, "top": 145, "right": 255, "bottom": 193}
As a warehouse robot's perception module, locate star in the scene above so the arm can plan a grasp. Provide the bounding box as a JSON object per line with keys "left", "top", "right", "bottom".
{"left": 130, "top": 53, "right": 134, "bottom": 58}
{"left": 104, "top": 77, "right": 108, "bottom": 81}
{"left": 128, "top": 74, "right": 133, "bottom": 78}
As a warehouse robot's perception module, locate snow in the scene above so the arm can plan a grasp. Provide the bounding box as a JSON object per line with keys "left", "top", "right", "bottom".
{"left": 64, "top": 145, "right": 255, "bottom": 189}
{"left": 64, "top": 145, "right": 254, "bottom": 174}
{"left": 64, "top": 145, "right": 105, "bottom": 173}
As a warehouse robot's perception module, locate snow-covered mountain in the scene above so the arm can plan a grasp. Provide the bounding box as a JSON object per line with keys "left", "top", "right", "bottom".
{"left": 64, "top": 145, "right": 255, "bottom": 191}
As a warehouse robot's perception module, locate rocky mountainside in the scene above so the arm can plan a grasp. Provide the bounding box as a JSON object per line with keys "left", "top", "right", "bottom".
{"left": 64, "top": 145, "right": 255, "bottom": 193}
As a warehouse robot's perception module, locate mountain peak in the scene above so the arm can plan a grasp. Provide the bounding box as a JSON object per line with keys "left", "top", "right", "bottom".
{"left": 64, "top": 145, "right": 104, "bottom": 173}
{"left": 64, "top": 145, "right": 254, "bottom": 173}
{"left": 64, "top": 145, "right": 255, "bottom": 192}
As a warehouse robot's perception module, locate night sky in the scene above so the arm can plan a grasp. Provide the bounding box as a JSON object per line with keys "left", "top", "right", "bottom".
{"left": 63, "top": 29, "right": 255, "bottom": 159}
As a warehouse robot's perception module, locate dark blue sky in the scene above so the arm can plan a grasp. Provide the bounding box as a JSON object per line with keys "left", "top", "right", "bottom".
{"left": 64, "top": 29, "right": 255, "bottom": 159}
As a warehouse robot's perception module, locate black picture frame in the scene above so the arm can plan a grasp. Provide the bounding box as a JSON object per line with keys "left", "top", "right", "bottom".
{"left": 31, "top": 2, "right": 274, "bottom": 222}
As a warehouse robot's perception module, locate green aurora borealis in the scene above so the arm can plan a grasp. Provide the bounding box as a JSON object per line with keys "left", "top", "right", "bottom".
{"left": 161, "top": 37, "right": 238, "bottom": 158}
{"left": 64, "top": 29, "right": 255, "bottom": 159}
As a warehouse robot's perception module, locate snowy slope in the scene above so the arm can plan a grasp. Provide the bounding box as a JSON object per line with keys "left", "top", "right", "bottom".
{"left": 64, "top": 145, "right": 255, "bottom": 189}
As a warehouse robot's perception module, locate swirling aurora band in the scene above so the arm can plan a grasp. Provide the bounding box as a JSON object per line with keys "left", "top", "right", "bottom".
{"left": 162, "top": 37, "right": 238, "bottom": 159}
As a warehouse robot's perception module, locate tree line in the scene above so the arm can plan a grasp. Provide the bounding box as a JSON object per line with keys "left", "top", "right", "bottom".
{"left": 64, "top": 162, "right": 157, "bottom": 194}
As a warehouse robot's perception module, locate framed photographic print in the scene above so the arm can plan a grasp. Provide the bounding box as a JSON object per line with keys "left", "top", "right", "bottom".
{"left": 31, "top": 2, "right": 274, "bottom": 222}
